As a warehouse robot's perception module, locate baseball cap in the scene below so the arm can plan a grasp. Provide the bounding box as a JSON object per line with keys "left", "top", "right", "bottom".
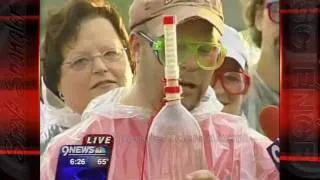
{"left": 129, "top": 0, "right": 224, "bottom": 38}
{"left": 221, "top": 25, "right": 248, "bottom": 70}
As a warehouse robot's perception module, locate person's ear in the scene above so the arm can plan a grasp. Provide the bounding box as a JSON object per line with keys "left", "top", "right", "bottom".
{"left": 243, "top": 74, "right": 253, "bottom": 102}
{"left": 255, "top": 4, "right": 264, "bottom": 32}
{"left": 129, "top": 34, "right": 141, "bottom": 64}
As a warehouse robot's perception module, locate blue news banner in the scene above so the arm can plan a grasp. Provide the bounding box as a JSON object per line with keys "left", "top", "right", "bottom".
{"left": 56, "top": 134, "right": 114, "bottom": 180}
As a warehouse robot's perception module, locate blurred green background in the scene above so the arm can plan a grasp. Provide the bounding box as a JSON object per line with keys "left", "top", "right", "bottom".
{"left": 40, "top": 0, "right": 247, "bottom": 39}
{"left": 40, "top": 0, "right": 133, "bottom": 38}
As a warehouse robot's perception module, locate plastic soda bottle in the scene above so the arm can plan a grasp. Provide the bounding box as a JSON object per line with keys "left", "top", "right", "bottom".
{"left": 146, "top": 15, "right": 208, "bottom": 180}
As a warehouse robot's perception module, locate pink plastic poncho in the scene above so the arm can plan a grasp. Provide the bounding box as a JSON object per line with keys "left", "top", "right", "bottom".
{"left": 41, "top": 87, "right": 278, "bottom": 180}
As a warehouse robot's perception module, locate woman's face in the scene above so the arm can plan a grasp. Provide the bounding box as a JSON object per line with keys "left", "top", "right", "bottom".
{"left": 59, "top": 17, "right": 132, "bottom": 113}
{"left": 212, "top": 58, "right": 247, "bottom": 116}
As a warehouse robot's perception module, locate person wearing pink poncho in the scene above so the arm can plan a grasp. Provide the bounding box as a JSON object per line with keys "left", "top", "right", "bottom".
{"left": 41, "top": 0, "right": 279, "bottom": 179}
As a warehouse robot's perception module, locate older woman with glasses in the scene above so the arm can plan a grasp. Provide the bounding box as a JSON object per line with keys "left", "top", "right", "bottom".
{"left": 40, "top": 0, "right": 133, "bottom": 154}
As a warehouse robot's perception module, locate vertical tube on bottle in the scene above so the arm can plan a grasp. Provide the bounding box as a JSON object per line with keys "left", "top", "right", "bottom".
{"left": 163, "top": 15, "right": 180, "bottom": 101}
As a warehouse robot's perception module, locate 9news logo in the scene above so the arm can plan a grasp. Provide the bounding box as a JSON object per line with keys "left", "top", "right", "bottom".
{"left": 61, "top": 145, "right": 107, "bottom": 156}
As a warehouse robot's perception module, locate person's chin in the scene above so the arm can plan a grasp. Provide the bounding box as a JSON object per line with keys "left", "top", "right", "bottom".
{"left": 222, "top": 106, "right": 240, "bottom": 116}
{"left": 181, "top": 96, "right": 199, "bottom": 111}
{"left": 91, "top": 83, "right": 119, "bottom": 97}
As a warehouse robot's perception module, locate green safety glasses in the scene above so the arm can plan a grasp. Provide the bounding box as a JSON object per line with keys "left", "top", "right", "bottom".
{"left": 137, "top": 31, "right": 227, "bottom": 71}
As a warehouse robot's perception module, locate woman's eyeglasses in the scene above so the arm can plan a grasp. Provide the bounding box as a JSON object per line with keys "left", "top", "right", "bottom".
{"left": 266, "top": 1, "right": 279, "bottom": 24}
{"left": 212, "top": 71, "right": 251, "bottom": 95}
{"left": 63, "top": 48, "right": 127, "bottom": 71}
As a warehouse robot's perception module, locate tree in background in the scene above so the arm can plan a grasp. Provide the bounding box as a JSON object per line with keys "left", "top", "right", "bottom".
{"left": 40, "top": 0, "right": 132, "bottom": 38}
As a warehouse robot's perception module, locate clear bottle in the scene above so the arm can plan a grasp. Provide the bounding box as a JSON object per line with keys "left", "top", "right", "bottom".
{"left": 147, "top": 98, "right": 208, "bottom": 179}
{"left": 146, "top": 15, "right": 207, "bottom": 180}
